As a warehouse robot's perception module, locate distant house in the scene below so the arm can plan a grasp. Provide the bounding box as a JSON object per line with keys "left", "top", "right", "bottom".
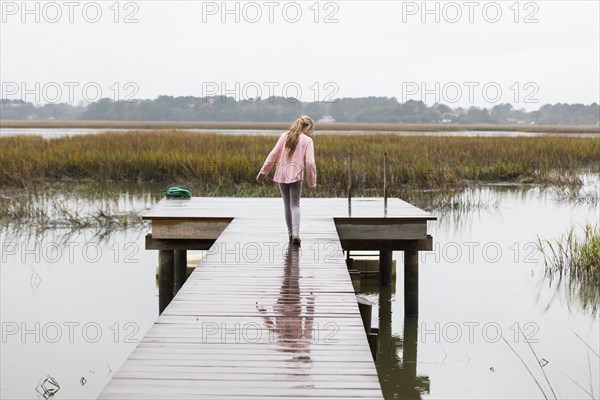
{"left": 506, "top": 118, "right": 527, "bottom": 125}
{"left": 318, "top": 115, "right": 335, "bottom": 123}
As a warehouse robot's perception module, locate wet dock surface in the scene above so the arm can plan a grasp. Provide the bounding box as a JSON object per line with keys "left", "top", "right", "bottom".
{"left": 99, "top": 197, "right": 436, "bottom": 399}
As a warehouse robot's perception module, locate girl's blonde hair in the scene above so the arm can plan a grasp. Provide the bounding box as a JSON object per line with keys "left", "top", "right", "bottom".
{"left": 285, "top": 115, "right": 314, "bottom": 156}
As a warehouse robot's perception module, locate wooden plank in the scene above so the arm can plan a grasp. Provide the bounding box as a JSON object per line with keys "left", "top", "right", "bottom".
{"left": 142, "top": 197, "right": 436, "bottom": 221}
{"left": 335, "top": 222, "right": 427, "bottom": 240}
{"left": 340, "top": 235, "right": 433, "bottom": 251}
{"left": 152, "top": 218, "right": 231, "bottom": 239}
{"left": 145, "top": 235, "right": 215, "bottom": 250}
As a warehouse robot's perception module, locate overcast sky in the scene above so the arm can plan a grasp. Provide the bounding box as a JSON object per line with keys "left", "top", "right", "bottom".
{"left": 1, "top": 0, "right": 599, "bottom": 110}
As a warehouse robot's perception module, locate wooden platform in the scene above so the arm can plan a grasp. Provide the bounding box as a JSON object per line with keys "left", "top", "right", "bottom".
{"left": 99, "top": 198, "right": 435, "bottom": 399}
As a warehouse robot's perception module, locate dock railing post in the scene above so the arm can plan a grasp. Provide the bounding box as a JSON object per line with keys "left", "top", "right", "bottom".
{"left": 383, "top": 152, "right": 388, "bottom": 205}
{"left": 348, "top": 153, "right": 352, "bottom": 203}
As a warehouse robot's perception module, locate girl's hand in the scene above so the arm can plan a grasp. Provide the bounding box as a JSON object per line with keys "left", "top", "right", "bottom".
{"left": 256, "top": 172, "right": 265, "bottom": 183}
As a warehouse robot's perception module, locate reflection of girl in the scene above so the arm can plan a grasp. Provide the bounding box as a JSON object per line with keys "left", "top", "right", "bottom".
{"left": 256, "top": 116, "right": 317, "bottom": 245}
{"left": 257, "top": 246, "right": 315, "bottom": 360}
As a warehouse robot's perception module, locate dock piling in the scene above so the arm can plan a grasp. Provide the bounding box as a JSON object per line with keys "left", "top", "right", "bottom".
{"left": 158, "top": 250, "right": 174, "bottom": 314}
{"left": 173, "top": 250, "right": 187, "bottom": 295}
{"left": 379, "top": 250, "right": 393, "bottom": 286}
{"left": 357, "top": 296, "right": 378, "bottom": 361}
{"left": 356, "top": 296, "right": 373, "bottom": 333}
{"left": 404, "top": 250, "right": 419, "bottom": 317}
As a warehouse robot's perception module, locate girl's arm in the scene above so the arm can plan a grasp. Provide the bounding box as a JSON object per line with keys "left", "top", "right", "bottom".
{"left": 305, "top": 139, "right": 317, "bottom": 188}
{"left": 259, "top": 133, "right": 286, "bottom": 176}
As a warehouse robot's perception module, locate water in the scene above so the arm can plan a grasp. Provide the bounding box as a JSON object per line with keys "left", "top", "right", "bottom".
{"left": 0, "top": 228, "right": 158, "bottom": 399}
{"left": 1, "top": 179, "right": 598, "bottom": 399}
{"left": 1, "top": 127, "right": 598, "bottom": 139}
{"left": 362, "top": 180, "right": 600, "bottom": 400}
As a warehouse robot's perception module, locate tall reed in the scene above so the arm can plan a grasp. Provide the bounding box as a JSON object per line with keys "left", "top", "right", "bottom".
{"left": 537, "top": 224, "right": 600, "bottom": 315}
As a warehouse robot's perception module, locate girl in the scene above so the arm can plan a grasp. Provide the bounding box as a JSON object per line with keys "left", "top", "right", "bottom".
{"left": 256, "top": 116, "right": 317, "bottom": 245}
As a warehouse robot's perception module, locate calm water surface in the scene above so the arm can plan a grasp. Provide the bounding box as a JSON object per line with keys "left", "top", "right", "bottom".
{"left": 363, "top": 180, "right": 600, "bottom": 400}
{"left": 1, "top": 128, "right": 598, "bottom": 138}
{"left": 0, "top": 179, "right": 598, "bottom": 399}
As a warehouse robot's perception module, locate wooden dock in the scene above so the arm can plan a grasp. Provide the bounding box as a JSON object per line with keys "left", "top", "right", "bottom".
{"left": 99, "top": 197, "right": 435, "bottom": 399}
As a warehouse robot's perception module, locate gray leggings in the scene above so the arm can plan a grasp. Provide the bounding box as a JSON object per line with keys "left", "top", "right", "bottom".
{"left": 278, "top": 180, "right": 302, "bottom": 235}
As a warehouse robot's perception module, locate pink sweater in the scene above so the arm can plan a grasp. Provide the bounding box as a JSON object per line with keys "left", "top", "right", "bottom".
{"left": 260, "top": 132, "right": 317, "bottom": 188}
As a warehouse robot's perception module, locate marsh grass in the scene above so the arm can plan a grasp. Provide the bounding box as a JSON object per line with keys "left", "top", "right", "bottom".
{"left": 536, "top": 225, "right": 600, "bottom": 315}
{"left": 544, "top": 178, "right": 600, "bottom": 206}
{"left": 1, "top": 131, "right": 598, "bottom": 235}
{"left": 0, "top": 179, "right": 503, "bottom": 239}
{"left": 0, "top": 189, "right": 148, "bottom": 239}
{"left": 1, "top": 131, "right": 599, "bottom": 194}
{"left": 401, "top": 187, "right": 500, "bottom": 214}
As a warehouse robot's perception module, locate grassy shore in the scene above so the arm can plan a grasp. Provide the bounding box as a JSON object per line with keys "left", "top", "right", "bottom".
{"left": 1, "top": 131, "right": 599, "bottom": 196}
{"left": 1, "top": 120, "right": 599, "bottom": 133}
{"left": 537, "top": 225, "right": 600, "bottom": 315}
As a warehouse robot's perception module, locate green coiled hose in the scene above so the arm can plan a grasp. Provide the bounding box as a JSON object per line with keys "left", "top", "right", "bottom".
{"left": 162, "top": 187, "right": 192, "bottom": 199}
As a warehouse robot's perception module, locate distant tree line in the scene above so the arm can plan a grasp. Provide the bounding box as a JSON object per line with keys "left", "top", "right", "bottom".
{"left": 1, "top": 96, "right": 598, "bottom": 125}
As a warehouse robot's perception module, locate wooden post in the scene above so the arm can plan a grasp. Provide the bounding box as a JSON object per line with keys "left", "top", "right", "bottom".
{"left": 404, "top": 250, "right": 419, "bottom": 317}
{"left": 347, "top": 153, "right": 352, "bottom": 202}
{"left": 345, "top": 250, "right": 353, "bottom": 268}
{"left": 367, "top": 332, "right": 378, "bottom": 361}
{"left": 383, "top": 152, "right": 388, "bottom": 205}
{"left": 403, "top": 316, "right": 419, "bottom": 380}
{"left": 174, "top": 250, "right": 187, "bottom": 295}
{"left": 356, "top": 296, "right": 373, "bottom": 333}
{"left": 377, "top": 285, "right": 392, "bottom": 363}
{"left": 158, "top": 250, "right": 174, "bottom": 314}
{"left": 357, "top": 296, "right": 377, "bottom": 361}
{"left": 379, "top": 250, "right": 393, "bottom": 286}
